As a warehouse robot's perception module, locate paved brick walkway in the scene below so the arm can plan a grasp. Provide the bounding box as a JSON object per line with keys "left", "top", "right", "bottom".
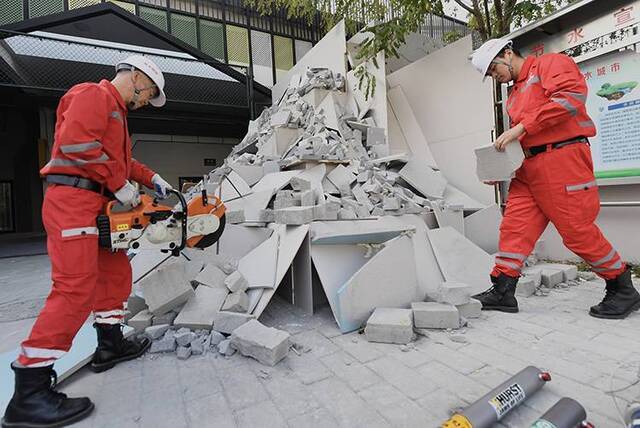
{"left": 1, "top": 256, "right": 639, "bottom": 427}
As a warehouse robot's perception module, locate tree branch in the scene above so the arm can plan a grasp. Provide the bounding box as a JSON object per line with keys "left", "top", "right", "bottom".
{"left": 451, "top": 0, "right": 476, "bottom": 15}
{"left": 483, "top": 0, "right": 492, "bottom": 37}
{"left": 494, "top": 0, "right": 504, "bottom": 34}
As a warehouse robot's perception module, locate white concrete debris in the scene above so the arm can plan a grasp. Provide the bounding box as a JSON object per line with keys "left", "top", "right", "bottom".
{"left": 475, "top": 141, "right": 525, "bottom": 182}
{"left": 129, "top": 20, "right": 552, "bottom": 351}
{"left": 364, "top": 308, "right": 414, "bottom": 344}
{"left": 230, "top": 320, "right": 290, "bottom": 366}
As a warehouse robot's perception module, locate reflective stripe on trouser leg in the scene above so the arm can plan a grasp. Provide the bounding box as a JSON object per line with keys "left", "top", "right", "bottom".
{"left": 94, "top": 309, "right": 125, "bottom": 325}
{"left": 19, "top": 186, "right": 103, "bottom": 366}
{"left": 492, "top": 174, "right": 549, "bottom": 278}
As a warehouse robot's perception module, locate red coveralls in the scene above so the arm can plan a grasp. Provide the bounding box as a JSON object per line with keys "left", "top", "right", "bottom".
{"left": 493, "top": 53, "right": 626, "bottom": 281}
{"left": 18, "top": 80, "right": 156, "bottom": 367}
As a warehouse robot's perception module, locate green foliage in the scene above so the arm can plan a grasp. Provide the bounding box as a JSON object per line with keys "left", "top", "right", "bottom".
{"left": 443, "top": 30, "right": 463, "bottom": 44}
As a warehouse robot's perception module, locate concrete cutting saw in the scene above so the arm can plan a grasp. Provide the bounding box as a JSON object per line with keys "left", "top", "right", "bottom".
{"left": 97, "top": 188, "right": 225, "bottom": 256}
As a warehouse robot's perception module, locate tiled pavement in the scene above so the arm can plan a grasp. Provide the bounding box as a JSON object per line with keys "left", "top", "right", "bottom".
{"left": 1, "top": 255, "right": 639, "bottom": 427}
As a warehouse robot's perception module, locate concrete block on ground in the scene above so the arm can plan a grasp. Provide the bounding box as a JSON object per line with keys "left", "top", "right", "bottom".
{"left": 224, "top": 271, "right": 249, "bottom": 293}
{"left": 300, "top": 190, "right": 315, "bottom": 206}
{"left": 475, "top": 141, "right": 525, "bottom": 181}
{"left": 173, "top": 286, "right": 228, "bottom": 330}
{"left": 313, "top": 203, "right": 340, "bottom": 220}
{"left": 149, "top": 336, "right": 176, "bottom": 354}
{"left": 412, "top": 302, "right": 460, "bottom": 329}
{"left": 365, "top": 127, "right": 386, "bottom": 146}
{"left": 364, "top": 308, "right": 414, "bottom": 345}
{"left": 398, "top": 159, "right": 447, "bottom": 199}
{"left": 516, "top": 277, "right": 537, "bottom": 297}
{"left": 144, "top": 324, "right": 170, "bottom": 340}
{"left": 217, "top": 339, "right": 236, "bottom": 356}
{"left": 140, "top": 263, "right": 194, "bottom": 316}
{"left": 195, "top": 264, "right": 228, "bottom": 288}
{"left": 438, "top": 282, "right": 472, "bottom": 305}
{"left": 230, "top": 319, "right": 290, "bottom": 366}
{"left": 151, "top": 310, "right": 178, "bottom": 326}
{"left": 290, "top": 177, "right": 312, "bottom": 191}
{"left": 209, "top": 254, "right": 239, "bottom": 275}
{"left": 126, "top": 295, "right": 147, "bottom": 317}
{"left": 326, "top": 165, "right": 356, "bottom": 189}
{"left": 190, "top": 338, "right": 205, "bottom": 355}
{"left": 208, "top": 330, "right": 226, "bottom": 347}
{"left": 258, "top": 209, "right": 275, "bottom": 223}
{"left": 213, "top": 311, "right": 256, "bottom": 334}
{"left": 175, "top": 329, "right": 196, "bottom": 347}
{"left": 522, "top": 268, "right": 542, "bottom": 287}
{"left": 456, "top": 299, "right": 482, "bottom": 319}
{"left": 177, "top": 346, "right": 192, "bottom": 360}
{"left": 337, "top": 207, "right": 358, "bottom": 220}
{"left": 227, "top": 210, "right": 245, "bottom": 224}
{"left": 221, "top": 291, "right": 249, "bottom": 313}
{"left": 127, "top": 309, "right": 154, "bottom": 332}
{"left": 539, "top": 268, "right": 563, "bottom": 288}
{"left": 275, "top": 206, "right": 314, "bottom": 225}
{"left": 535, "top": 263, "right": 578, "bottom": 282}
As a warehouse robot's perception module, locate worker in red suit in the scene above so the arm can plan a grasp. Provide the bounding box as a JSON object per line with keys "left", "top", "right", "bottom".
{"left": 469, "top": 39, "right": 640, "bottom": 318}
{"left": 2, "top": 55, "right": 173, "bottom": 428}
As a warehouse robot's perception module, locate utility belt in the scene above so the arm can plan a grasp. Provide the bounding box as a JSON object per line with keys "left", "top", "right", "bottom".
{"left": 523, "top": 137, "right": 589, "bottom": 159}
{"left": 45, "top": 174, "right": 115, "bottom": 199}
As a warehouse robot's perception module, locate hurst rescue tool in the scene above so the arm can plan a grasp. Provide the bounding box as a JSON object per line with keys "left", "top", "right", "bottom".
{"left": 531, "top": 397, "right": 593, "bottom": 428}
{"left": 627, "top": 403, "right": 640, "bottom": 428}
{"left": 442, "top": 366, "right": 551, "bottom": 428}
{"left": 97, "top": 188, "right": 225, "bottom": 255}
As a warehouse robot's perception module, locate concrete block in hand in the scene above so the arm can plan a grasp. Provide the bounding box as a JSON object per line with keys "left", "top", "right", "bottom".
{"left": 213, "top": 311, "right": 255, "bottom": 334}
{"left": 221, "top": 291, "right": 249, "bottom": 313}
{"left": 475, "top": 141, "right": 524, "bottom": 182}
{"left": 412, "top": 302, "right": 460, "bottom": 329}
{"left": 364, "top": 308, "right": 414, "bottom": 345}
{"left": 230, "top": 319, "right": 290, "bottom": 366}
{"left": 128, "top": 309, "right": 154, "bottom": 332}
{"left": 456, "top": 299, "right": 482, "bottom": 319}
{"left": 140, "top": 263, "right": 194, "bottom": 316}
{"left": 438, "top": 282, "right": 472, "bottom": 305}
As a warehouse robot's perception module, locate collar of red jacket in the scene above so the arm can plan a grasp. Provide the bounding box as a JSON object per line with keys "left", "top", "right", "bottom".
{"left": 516, "top": 56, "right": 536, "bottom": 83}
{"left": 99, "top": 79, "right": 128, "bottom": 113}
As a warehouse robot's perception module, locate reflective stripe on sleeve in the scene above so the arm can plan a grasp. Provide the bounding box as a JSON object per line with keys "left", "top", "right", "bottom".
{"left": 551, "top": 97, "right": 578, "bottom": 116}
{"left": 561, "top": 91, "right": 587, "bottom": 103}
{"left": 60, "top": 141, "right": 102, "bottom": 154}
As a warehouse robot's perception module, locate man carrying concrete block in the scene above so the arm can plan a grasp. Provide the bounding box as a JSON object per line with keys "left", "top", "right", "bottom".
{"left": 469, "top": 39, "right": 640, "bottom": 319}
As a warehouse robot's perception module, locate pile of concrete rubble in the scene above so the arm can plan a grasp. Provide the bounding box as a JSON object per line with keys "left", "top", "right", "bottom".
{"left": 126, "top": 21, "right": 585, "bottom": 366}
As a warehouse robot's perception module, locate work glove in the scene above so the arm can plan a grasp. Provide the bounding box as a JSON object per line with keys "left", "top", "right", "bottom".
{"left": 151, "top": 174, "right": 173, "bottom": 199}
{"left": 114, "top": 181, "right": 141, "bottom": 207}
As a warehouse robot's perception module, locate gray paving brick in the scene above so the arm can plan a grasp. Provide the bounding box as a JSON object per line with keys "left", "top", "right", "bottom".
{"left": 415, "top": 341, "right": 486, "bottom": 375}
{"left": 286, "top": 407, "right": 340, "bottom": 428}
{"left": 365, "top": 357, "right": 438, "bottom": 400}
{"left": 416, "top": 389, "right": 467, "bottom": 421}
{"left": 235, "top": 400, "right": 287, "bottom": 428}
{"left": 291, "top": 329, "right": 340, "bottom": 357}
{"left": 256, "top": 368, "right": 322, "bottom": 418}
{"left": 330, "top": 333, "right": 385, "bottom": 363}
{"left": 417, "top": 361, "right": 492, "bottom": 403}
{"left": 185, "top": 392, "right": 236, "bottom": 428}
{"left": 320, "top": 351, "right": 382, "bottom": 392}
{"left": 219, "top": 368, "right": 270, "bottom": 411}
{"left": 284, "top": 354, "right": 333, "bottom": 385}
{"left": 376, "top": 396, "right": 442, "bottom": 427}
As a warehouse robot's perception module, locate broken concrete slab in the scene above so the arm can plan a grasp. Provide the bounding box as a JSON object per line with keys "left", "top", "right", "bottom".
{"left": 144, "top": 324, "right": 170, "bottom": 340}
{"left": 428, "top": 226, "right": 493, "bottom": 296}
{"left": 177, "top": 346, "right": 192, "bottom": 360}
{"left": 311, "top": 219, "right": 411, "bottom": 245}
{"left": 224, "top": 271, "right": 249, "bottom": 293}
{"left": 275, "top": 206, "right": 314, "bottom": 225}
{"left": 442, "top": 183, "right": 486, "bottom": 211}
{"left": 364, "top": 308, "right": 414, "bottom": 345}
{"left": 149, "top": 336, "right": 177, "bottom": 354}
{"left": 221, "top": 291, "right": 249, "bottom": 313}
{"left": 539, "top": 268, "right": 564, "bottom": 288}
{"left": 230, "top": 319, "right": 290, "bottom": 366}
{"left": 456, "top": 299, "right": 482, "bottom": 319}
{"left": 326, "top": 164, "right": 356, "bottom": 189}
{"left": 204, "top": 224, "right": 273, "bottom": 260}
{"left": 213, "top": 311, "right": 256, "bottom": 334}
{"left": 194, "top": 263, "right": 228, "bottom": 288}
{"left": 522, "top": 268, "right": 542, "bottom": 287}
{"left": 475, "top": 141, "right": 525, "bottom": 182}
{"left": 432, "top": 204, "right": 464, "bottom": 235}
{"left": 336, "top": 235, "right": 419, "bottom": 332}
{"left": 126, "top": 295, "right": 147, "bottom": 317}
{"left": 412, "top": 302, "right": 460, "bottom": 329}
{"left": 217, "top": 339, "right": 236, "bottom": 356}
{"left": 140, "top": 263, "right": 195, "bottom": 316}
{"left": 229, "top": 162, "right": 265, "bottom": 187}
{"left": 398, "top": 159, "right": 446, "bottom": 199}
{"left": 237, "top": 232, "right": 278, "bottom": 289}
{"left": 173, "top": 286, "right": 228, "bottom": 330}
{"left": 175, "top": 329, "right": 196, "bottom": 347}
{"left": 463, "top": 204, "right": 502, "bottom": 254}
{"left": 252, "top": 171, "right": 300, "bottom": 194}
{"left": 128, "top": 309, "right": 154, "bottom": 332}
{"left": 152, "top": 310, "right": 178, "bottom": 326}
{"left": 224, "top": 190, "right": 275, "bottom": 223}
{"left": 438, "top": 282, "right": 472, "bottom": 306}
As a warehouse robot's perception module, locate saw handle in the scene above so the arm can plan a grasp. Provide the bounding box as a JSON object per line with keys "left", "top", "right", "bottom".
{"left": 168, "top": 189, "right": 188, "bottom": 257}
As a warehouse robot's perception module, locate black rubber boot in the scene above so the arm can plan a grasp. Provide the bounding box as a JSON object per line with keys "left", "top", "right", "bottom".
{"left": 590, "top": 268, "right": 640, "bottom": 319}
{"left": 472, "top": 273, "right": 519, "bottom": 313}
{"left": 90, "top": 323, "right": 150, "bottom": 373}
{"left": 1, "top": 363, "right": 94, "bottom": 428}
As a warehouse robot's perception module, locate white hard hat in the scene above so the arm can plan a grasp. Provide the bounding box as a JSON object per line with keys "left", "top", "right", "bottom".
{"left": 470, "top": 39, "right": 513, "bottom": 81}
{"left": 116, "top": 55, "right": 166, "bottom": 107}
